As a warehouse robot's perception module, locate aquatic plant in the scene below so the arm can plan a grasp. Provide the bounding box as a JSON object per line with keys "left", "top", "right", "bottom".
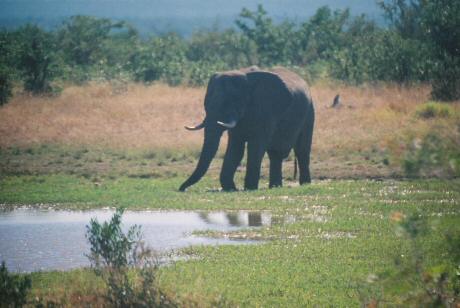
{"left": 86, "top": 208, "right": 176, "bottom": 307}
{"left": 0, "top": 261, "right": 31, "bottom": 308}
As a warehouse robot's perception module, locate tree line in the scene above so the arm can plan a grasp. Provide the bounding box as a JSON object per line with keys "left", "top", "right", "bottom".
{"left": 0, "top": 0, "right": 459, "bottom": 105}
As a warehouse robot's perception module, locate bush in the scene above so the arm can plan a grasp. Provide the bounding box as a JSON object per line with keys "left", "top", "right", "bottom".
{"left": 379, "top": 0, "right": 460, "bottom": 98}
{"left": 416, "top": 101, "right": 453, "bottom": 119}
{"left": 431, "top": 54, "right": 460, "bottom": 101}
{"left": 369, "top": 31, "right": 432, "bottom": 83}
{"left": 0, "top": 261, "right": 32, "bottom": 307}
{"left": 0, "top": 65, "right": 13, "bottom": 105}
{"left": 129, "top": 34, "right": 186, "bottom": 86}
{"left": 236, "top": 5, "right": 298, "bottom": 66}
{"left": 299, "top": 6, "right": 351, "bottom": 64}
{"left": 187, "top": 29, "right": 255, "bottom": 68}
{"left": 86, "top": 208, "right": 175, "bottom": 307}
{"left": 86, "top": 208, "right": 142, "bottom": 269}
{"left": 17, "top": 25, "right": 59, "bottom": 94}
{"left": 0, "top": 30, "right": 18, "bottom": 105}
{"left": 359, "top": 213, "right": 460, "bottom": 306}
{"left": 57, "top": 16, "right": 125, "bottom": 67}
{"left": 402, "top": 128, "right": 460, "bottom": 178}
{"left": 1, "top": 4, "right": 458, "bottom": 90}
{"left": 187, "top": 61, "right": 227, "bottom": 87}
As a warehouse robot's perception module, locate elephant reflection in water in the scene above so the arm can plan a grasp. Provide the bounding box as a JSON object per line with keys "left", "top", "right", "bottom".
{"left": 180, "top": 66, "right": 315, "bottom": 191}
{"left": 198, "top": 212, "right": 270, "bottom": 227}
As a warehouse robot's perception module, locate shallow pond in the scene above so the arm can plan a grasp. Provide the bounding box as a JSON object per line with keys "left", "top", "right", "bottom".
{"left": 0, "top": 208, "right": 271, "bottom": 272}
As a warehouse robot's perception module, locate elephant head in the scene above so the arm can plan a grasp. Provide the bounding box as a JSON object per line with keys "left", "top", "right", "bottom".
{"left": 179, "top": 70, "right": 252, "bottom": 192}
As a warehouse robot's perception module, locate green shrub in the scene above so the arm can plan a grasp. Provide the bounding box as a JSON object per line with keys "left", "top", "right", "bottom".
{"left": 86, "top": 208, "right": 175, "bottom": 307}
{"left": 57, "top": 16, "right": 125, "bottom": 67}
{"left": 416, "top": 101, "right": 453, "bottom": 119}
{"left": 359, "top": 213, "right": 460, "bottom": 306}
{"left": 0, "top": 262, "right": 32, "bottom": 307}
{"left": 17, "top": 25, "right": 59, "bottom": 94}
{"left": 187, "top": 61, "right": 227, "bottom": 87}
{"left": 1, "top": 3, "right": 458, "bottom": 90}
{"left": 402, "top": 128, "right": 460, "bottom": 178}
{"left": 369, "top": 31, "right": 432, "bottom": 83}
{"left": 0, "top": 30, "right": 16, "bottom": 105}
{"left": 0, "top": 65, "right": 13, "bottom": 105}
{"left": 402, "top": 216, "right": 460, "bottom": 306}
{"left": 187, "top": 29, "right": 255, "bottom": 68}
{"left": 431, "top": 54, "right": 460, "bottom": 101}
{"left": 236, "top": 5, "right": 298, "bottom": 66}
{"left": 129, "top": 34, "right": 186, "bottom": 86}
{"left": 86, "top": 208, "right": 142, "bottom": 270}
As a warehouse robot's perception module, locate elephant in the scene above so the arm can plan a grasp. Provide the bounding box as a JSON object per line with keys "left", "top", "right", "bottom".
{"left": 179, "top": 66, "right": 315, "bottom": 192}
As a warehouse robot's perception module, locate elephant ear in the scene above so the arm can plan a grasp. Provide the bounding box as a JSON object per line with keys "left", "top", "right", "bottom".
{"left": 204, "top": 73, "right": 219, "bottom": 111}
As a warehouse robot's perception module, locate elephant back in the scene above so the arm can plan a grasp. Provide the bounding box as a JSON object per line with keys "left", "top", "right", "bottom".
{"left": 246, "top": 70, "right": 290, "bottom": 97}
{"left": 271, "top": 67, "right": 311, "bottom": 98}
{"left": 248, "top": 68, "right": 309, "bottom": 98}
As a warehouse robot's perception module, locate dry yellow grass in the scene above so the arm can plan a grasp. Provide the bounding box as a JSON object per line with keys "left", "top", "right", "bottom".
{"left": 0, "top": 82, "right": 456, "bottom": 156}
{"left": 0, "top": 83, "right": 209, "bottom": 149}
{"left": 312, "top": 83, "right": 432, "bottom": 153}
{"left": 1, "top": 81, "right": 459, "bottom": 179}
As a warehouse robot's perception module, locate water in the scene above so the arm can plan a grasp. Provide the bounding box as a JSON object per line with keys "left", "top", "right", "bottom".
{"left": 0, "top": 208, "right": 271, "bottom": 272}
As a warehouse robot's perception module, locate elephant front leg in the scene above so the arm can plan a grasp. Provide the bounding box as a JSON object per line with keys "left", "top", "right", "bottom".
{"left": 220, "top": 134, "right": 245, "bottom": 191}
{"left": 244, "top": 139, "right": 267, "bottom": 190}
{"left": 268, "top": 151, "right": 283, "bottom": 188}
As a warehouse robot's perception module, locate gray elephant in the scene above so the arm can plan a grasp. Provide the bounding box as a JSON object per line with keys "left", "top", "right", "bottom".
{"left": 180, "top": 66, "right": 314, "bottom": 191}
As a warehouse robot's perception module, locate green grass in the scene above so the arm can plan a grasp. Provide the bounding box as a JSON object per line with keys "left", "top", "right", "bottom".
{"left": 28, "top": 270, "right": 105, "bottom": 306}
{"left": 1, "top": 174, "right": 459, "bottom": 306}
{"left": 1, "top": 174, "right": 458, "bottom": 210}
{"left": 1, "top": 144, "right": 459, "bottom": 306}
{"left": 0, "top": 143, "right": 399, "bottom": 184}
{"left": 0, "top": 144, "right": 200, "bottom": 181}
{"left": 415, "top": 101, "right": 455, "bottom": 119}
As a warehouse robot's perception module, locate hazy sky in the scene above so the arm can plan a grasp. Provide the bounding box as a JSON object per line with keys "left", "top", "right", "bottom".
{"left": 1, "top": 0, "right": 380, "bottom": 17}
{"left": 0, "top": 0, "right": 382, "bottom": 35}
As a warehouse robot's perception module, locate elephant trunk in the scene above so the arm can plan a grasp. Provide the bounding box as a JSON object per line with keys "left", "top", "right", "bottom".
{"left": 179, "top": 125, "right": 223, "bottom": 191}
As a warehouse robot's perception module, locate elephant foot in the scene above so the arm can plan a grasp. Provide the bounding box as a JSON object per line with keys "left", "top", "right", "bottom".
{"left": 222, "top": 187, "right": 239, "bottom": 192}
{"left": 221, "top": 183, "right": 238, "bottom": 192}
{"left": 244, "top": 184, "right": 258, "bottom": 191}
{"left": 222, "top": 187, "right": 238, "bottom": 192}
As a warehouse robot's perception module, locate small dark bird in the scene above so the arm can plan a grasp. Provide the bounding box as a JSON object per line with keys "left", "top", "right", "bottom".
{"left": 332, "top": 94, "right": 340, "bottom": 108}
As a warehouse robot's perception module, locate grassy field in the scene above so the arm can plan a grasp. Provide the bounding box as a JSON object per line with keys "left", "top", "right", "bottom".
{"left": 2, "top": 82, "right": 457, "bottom": 181}
{"left": 9, "top": 177, "right": 459, "bottom": 306}
{"left": 1, "top": 82, "right": 459, "bottom": 306}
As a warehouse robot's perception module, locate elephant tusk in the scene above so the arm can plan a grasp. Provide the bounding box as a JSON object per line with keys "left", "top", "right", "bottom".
{"left": 185, "top": 122, "right": 205, "bottom": 131}
{"left": 217, "top": 120, "right": 237, "bottom": 129}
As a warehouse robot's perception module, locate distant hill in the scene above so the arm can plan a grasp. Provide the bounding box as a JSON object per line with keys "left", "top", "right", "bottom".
{"left": 0, "top": 0, "right": 382, "bottom": 36}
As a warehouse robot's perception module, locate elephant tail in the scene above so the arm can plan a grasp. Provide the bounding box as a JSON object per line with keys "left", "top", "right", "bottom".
{"left": 293, "top": 157, "right": 298, "bottom": 180}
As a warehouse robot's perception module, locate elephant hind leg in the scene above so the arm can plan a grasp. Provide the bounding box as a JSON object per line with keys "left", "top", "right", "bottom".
{"left": 294, "top": 119, "right": 314, "bottom": 185}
